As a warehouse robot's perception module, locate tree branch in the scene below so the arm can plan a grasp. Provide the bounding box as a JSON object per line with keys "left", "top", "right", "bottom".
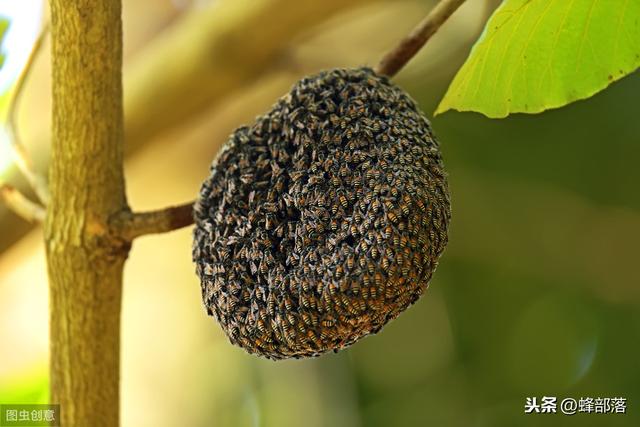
{"left": 0, "top": 184, "right": 45, "bottom": 223}
{"left": 112, "top": 202, "right": 194, "bottom": 240}
{"left": 375, "top": 0, "right": 466, "bottom": 77}
{"left": 6, "top": 23, "right": 51, "bottom": 204}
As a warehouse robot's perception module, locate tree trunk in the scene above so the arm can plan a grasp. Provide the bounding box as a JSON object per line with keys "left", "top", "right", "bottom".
{"left": 45, "top": 1, "right": 128, "bottom": 426}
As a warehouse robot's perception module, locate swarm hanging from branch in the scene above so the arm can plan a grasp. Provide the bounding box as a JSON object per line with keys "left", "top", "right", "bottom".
{"left": 193, "top": 67, "right": 451, "bottom": 359}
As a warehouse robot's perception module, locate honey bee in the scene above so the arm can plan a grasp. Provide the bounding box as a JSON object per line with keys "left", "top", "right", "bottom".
{"left": 296, "top": 322, "right": 307, "bottom": 335}
{"left": 286, "top": 312, "right": 296, "bottom": 326}
{"left": 369, "top": 287, "right": 378, "bottom": 298}
{"left": 374, "top": 272, "right": 384, "bottom": 287}
{"left": 302, "top": 312, "right": 312, "bottom": 326}
{"left": 329, "top": 282, "right": 339, "bottom": 295}
{"left": 267, "top": 294, "right": 276, "bottom": 317}
{"left": 401, "top": 264, "right": 411, "bottom": 277}
{"left": 363, "top": 275, "right": 371, "bottom": 287}
{"left": 361, "top": 286, "right": 370, "bottom": 299}
{"left": 347, "top": 303, "right": 360, "bottom": 316}
{"left": 300, "top": 293, "right": 311, "bottom": 309}
{"left": 339, "top": 194, "right": 348, "bottom": 209}
{"left": 346, "top": 256, "right": 355, "bottom": 270}
{"left": 350, "top": 280, "right": 361, "bottom": 294}
{"left": 370, "top": 246, "right": 379, "bottom": 258}
{"left": 356, "top": 256, "right": 366, "bottom": 268}
{"left": 284, "top": 297, "right": 293, "bottom": 311}
{"left": 321, "top": 318, "right": 335, "bottom": 328}
{"left": 382, "top": 200, "right": 392, "bottom": 211}
{"left": 400, "top": 201, "right": 410, "bottom": 216}
{"left": 256, "top": 319, "right": 266, "bottom": 334}
{"left": 385, "top": 287, "right": 396, "bottom": 299}
{"left": 367, "top": 262, "right": 375, "bottom": 275}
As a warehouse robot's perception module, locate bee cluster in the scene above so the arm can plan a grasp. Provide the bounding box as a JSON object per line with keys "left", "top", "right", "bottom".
{"left": 193, "top": 67, "right": 451, "bottom": 359}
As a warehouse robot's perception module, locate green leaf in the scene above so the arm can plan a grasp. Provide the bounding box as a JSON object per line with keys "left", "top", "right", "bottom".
{"left": 0, "top": 17, "right": 9, "bottom": 70}
{"left": 435, "top": 0, "right": 640, "bottom": 118}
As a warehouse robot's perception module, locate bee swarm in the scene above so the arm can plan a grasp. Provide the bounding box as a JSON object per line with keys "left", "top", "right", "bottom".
{"left": 193, "top": 67, "right": 450, "bottom": 359}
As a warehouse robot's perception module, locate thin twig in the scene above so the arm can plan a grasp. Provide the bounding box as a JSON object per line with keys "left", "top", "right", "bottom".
{"left": 6, "top": 23, "right": 51, "bottom": 204}
{"left": 0, "top": 184, "right": 46, "bottom": 223}
{"left": 375, "top": 0, "right": 466, "bottom": 77}
{"left": 112, "top": 202, "right": 194, "bottom": 240}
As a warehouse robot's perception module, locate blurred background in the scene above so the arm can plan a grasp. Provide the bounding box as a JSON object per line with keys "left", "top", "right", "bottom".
{"left": 0, "top": 0, "right": 639, "bottom": 426}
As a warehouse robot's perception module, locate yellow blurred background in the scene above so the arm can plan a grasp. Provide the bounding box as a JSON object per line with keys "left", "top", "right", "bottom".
{"left": 1, "top": 1, "right": 639, "bottom": 426}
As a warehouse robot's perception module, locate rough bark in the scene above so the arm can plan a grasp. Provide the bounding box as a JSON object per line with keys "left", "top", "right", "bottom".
{"left": 46, "top": 1, "right": 128, "bottom": 426}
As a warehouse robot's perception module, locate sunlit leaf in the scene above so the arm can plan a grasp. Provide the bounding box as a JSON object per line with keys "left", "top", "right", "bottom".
{"left": 435, "top": 0, "right": 640, "bottom": 118}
